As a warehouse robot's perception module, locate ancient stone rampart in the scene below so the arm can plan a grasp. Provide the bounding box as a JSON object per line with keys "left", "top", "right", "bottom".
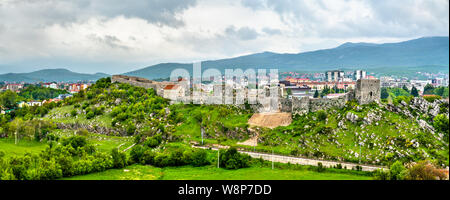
{"left": 111, "top": 75, "right": 380, "bottom": 114}
{"left": 112, "top": 75, "right": 170, "bottom": 96}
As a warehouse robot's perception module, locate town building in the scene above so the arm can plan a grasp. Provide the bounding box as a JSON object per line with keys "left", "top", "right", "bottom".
{"left": 163, "top": 84, "right": 185, "bottom": 100}
{"left": 326, "top": 70, "right": 344, "bottom": 82}
{"left": 354, "top": 70, "right": 367, "bottom": 81}
{"left": 6, "top": 84, "right": 24, "bottom": 92}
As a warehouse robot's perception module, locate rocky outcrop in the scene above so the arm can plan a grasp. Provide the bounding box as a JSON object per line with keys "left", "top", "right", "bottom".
{"left": 363, "top": 111, "right": 381, "bottom": 125}
{"left": 346, "top": 112, "right": 359, "bottom": 124}
{"left": 56, "top": 122, "right": 126, "bottom": 136}
{"left": 417, "top": 119, "right": 435, "bottom": 134}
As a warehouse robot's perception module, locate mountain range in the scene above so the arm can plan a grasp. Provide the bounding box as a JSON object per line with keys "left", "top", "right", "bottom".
{"left": 0, "top": 69, "right": 109, "bottom": 83}
{"left": 1, "top": 36, "right": 448, "bottom": 82}
{"left": 125, "top": 36, "right": 449, "bottom": 80}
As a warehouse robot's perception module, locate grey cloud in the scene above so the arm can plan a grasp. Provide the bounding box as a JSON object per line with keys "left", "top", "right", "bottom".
{"left": 240, "top": 0, "right": 266, "bottom": 10}
{"left": 0, "top": 0, "right": 197, "bottom": 28}
{"left": 262, "top": 27, "right": 281, "bottom": 35}
{"left": 90, "top": 0, "right": 197, "bottom": 27}
{"left": 225, "top": 26, "right": 259, "bottom": 40}
{"left": 241, "top": 0, "right": 449, "bottom": 38}
{"left": 86, "top": 34, "right": 129, "bottom": 50}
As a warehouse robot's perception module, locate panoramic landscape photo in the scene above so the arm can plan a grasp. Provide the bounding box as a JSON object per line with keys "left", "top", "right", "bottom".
{"left": 0, "top": 0, "right": 449, "bottom": 181}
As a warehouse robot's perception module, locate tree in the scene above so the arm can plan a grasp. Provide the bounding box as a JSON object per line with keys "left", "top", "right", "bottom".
{"left": 433, "top": 114, "right": 449, "bottom": 140}
{"left": 129, "top": 145, "right": 146, "bottom": 164}
{"left": 0, "top": 90, "right": 18, "bottom": 109}
{"left": 389, "top": 161, "right": 406, "bottom": 180}
{"left": 423, "top": 84, "right": 434, "bottom": 95}
{"left": 380, "top": 88, "right": 389, "bottom": 99}
{"left": 406, "top": 161, "right": 447, "bottom": 180}
{"left": 111, "top": 148, "right": 127, "bottom": 168}
{"left": 219, "top": 147, "right": 250, "bottom": 169}
{"left": 313, "top": 90, "right": 319, "bottom": 98}
{"left": 286, "top": 88, "right": 292, "bottom": 95}
{"left": 410, "top": 86, "right": 419, "bottom": 97}
{"left": 402, "top": 85, "right": 409, "bottom": 93}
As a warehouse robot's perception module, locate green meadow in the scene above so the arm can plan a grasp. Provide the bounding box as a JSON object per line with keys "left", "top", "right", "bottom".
{"left": 62, "top": 164, "right": 372, "bottom": 180}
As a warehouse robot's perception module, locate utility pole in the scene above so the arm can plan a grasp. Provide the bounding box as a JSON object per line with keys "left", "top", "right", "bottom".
{"left": 15, "top": 131, "right": 17, "bottom": 145}
{"left": 272, "top": 149, "right": 274, "bottom": 170}
{"left": 217, "top": 150, "right": 220, "bottom": 168}
{"left": 359, "top": 143, "right": 361, "bottom": 164}
{"left": 201, "top": 127, "right": 204, "bottom": 145}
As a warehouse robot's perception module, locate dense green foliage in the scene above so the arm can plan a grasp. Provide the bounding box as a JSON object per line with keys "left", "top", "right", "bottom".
{"left": 219, "top": 147, "right": 251, "bottom": 170}
{"left": 0, "top": 136, "right": 119, "bottom": 180}
{"left": 0, "top": 90, "right": 18, "bottom": 109}
{"left": 128, "top": 143, "right": 211, "bottom": 168}
{"left": 381, "top": 85, "right": 449, "bottom": 100}
{"left": 18, "top": 85, "right": 67, "bottom": 101}
{"left": 374, "top": 160, "right": 447, "bottom": 180}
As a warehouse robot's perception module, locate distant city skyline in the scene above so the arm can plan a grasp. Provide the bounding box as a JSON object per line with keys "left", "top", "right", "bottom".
{"left": 0, "top": 0, "right": 448, "bottom": 74}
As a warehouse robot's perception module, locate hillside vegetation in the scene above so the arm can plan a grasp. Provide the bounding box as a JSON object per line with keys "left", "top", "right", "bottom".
{"left": 1, "top": 77, "right": 448, "bottom": 180}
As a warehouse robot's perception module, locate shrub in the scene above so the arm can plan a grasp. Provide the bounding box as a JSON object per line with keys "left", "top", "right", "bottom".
{"left": 143, "top": 134, "right": 162, "bottom": 148}
{"left": 154, "top": 154, "right": 170, "bottom": 167}
{"left": 317, "top": 162, "right": 325, "bottom": 172}
{"left": 423, "top": 95, "right": 441, "bottom": 103}
{"left": 76, "top": 129, "right": 89, "bottom": 136}
{"left": 353, "top": 165, "right": 362, "bottom": 171}
{"left": 142, "top": 150, "right": 156, "bottom": 165}
{"left": 61, "top": 136, "right": 87, "bottom": 149}
{"left": 317, "top": 110, "right": 327, "bottom": 121}
{"left": 316, "top": 125, "right": 333, "bottom": 135}
{"left": 389, "top": 161, "right": 406, "bottom": 180}
{"left": 219, "top": 147, "right": 250, "bottom": 170}
{"left": 168, "top": 149, "right": 185, "bottom": 166}
{"left": 86, "top": 111, "right": 95, "bottom": 119}
{"left": 406, "top": 161, "right": 447, "bottom": 180}
{"left": 111, "top": 148, "right": 127, "bottom": 168}
{"left": 110, "top": 107, "right": 122, "bottom": 117}
{"left": 125, "top": 123, "right": 136, "bottom": 135}
{"left": 70, "top": 109, "right": 77, "bottom": 117}
{"left": 433, "top": 114, "right": 449, "bottom": 138}
{"left": 191, "top": 149, "right": 210, "bottom": 167}
{"left": 129, "top": 145, "right": 146, "bottom": 163}
{"left": 373, "top": 169, "right": 390, "bottom": 180}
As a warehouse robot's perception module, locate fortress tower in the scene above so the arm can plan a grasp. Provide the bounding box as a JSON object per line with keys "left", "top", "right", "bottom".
{"left": 354, "top": 79, "right": 380, "bottom": 105}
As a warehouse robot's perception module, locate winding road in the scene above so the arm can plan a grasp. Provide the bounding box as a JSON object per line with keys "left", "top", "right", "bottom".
{"left": 193, "top": 145, "right": 387, "bottom": 172}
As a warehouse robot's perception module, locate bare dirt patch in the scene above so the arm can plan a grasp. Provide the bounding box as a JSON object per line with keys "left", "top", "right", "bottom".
{"left": 248, "top": 112, "right": 292, "bottom": 129}
{"left": 237, "top": 128, "right": 258, "bottom": 147}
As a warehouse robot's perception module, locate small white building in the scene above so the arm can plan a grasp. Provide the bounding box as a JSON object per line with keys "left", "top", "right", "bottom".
{"left": 163, "top": 84, "right": 185, "bottom": 100}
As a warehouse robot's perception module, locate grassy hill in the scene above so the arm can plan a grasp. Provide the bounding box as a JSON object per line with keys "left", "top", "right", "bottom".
{"left": 1, "top": 78, "right": 448, "bottom": 180}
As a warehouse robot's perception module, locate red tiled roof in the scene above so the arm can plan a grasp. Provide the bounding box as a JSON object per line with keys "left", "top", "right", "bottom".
{"left": 164, "top": 84, "right": 179, "bottom": 90}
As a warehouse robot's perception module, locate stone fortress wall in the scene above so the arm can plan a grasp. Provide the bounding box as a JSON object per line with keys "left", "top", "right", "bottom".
{"left": 111, "top": 75, "right": 171, "bottom": 96}
{"left": 278, "top": 79, "right": 379, "bottom": 114}
{"left": 112, "top": 75, "right": 380, "bottom": 114}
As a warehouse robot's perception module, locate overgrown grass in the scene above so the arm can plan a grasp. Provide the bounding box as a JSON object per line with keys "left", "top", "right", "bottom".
{"left": 50, "top": 129, "right": 134, "bottom": 153}
{"left": 61, "top": 164, "right": 372, "bottom": 180}
{"left": 0, "top": 138, "right": 47, "bottom": 157}
{"left": 43, "top": 105, "right": 113, "bottom": 128}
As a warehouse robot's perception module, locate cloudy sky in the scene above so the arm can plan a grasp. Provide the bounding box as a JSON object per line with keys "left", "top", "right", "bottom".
{"left": 0, "top": 0, "right": 448, "bottom": 74}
